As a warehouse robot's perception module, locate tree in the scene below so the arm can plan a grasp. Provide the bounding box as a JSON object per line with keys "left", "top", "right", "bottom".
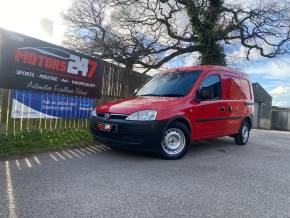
{"left": 63, "top": 0, "right": 187, "bottom": 71}
{"left": 63, "top": 0, "right": 290, "bottom": 72}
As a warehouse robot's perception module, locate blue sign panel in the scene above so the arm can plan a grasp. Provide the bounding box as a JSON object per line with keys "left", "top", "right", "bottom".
{"left": 11, "top": 90, "right": 95, "bottom": 119}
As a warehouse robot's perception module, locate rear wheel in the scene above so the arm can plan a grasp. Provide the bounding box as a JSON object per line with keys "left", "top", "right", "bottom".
{"left": 234, "top": 121, "right": 250, "bottom": 145}
{"left": 159, "top": 122, "right": 190, "bottom": 160}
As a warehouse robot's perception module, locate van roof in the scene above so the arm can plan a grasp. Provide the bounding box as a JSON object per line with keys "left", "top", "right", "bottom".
{"left": 164, "top": 65, "right": 247, "bottom": 77}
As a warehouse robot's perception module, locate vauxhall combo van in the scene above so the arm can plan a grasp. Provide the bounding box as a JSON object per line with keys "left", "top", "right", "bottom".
{"left": 90, "top": 65, "right": 254, "bottom": 159}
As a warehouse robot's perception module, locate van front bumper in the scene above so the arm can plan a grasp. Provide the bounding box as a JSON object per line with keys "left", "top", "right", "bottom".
{"left": 89, "top": 117, "right": 167, "bottom": 151}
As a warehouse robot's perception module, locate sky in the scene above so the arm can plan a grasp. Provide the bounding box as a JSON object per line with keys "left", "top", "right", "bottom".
{"left": 0, "top": 0, "right": 72, "bottom": 44}
{"left": 0, "top": 0, "right": 289, "bottom": 107}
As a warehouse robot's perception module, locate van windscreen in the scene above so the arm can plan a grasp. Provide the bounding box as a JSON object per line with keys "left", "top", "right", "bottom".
{"left": 137, "top": 71, "right": 201, "bottom": 97}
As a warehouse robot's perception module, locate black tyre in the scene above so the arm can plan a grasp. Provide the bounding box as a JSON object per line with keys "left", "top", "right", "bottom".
{"left": 159, "top": 122, "right": 190, "bottom": 160}
{"left": 234, "top": 120, "right": 250, "bottom": 145}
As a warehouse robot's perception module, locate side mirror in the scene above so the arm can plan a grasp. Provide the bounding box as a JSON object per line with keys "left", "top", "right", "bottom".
{"left": 133, "top": 88, "right": 138, "bottom": 95}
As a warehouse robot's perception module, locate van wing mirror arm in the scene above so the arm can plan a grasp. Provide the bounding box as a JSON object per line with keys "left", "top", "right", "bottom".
{"left": 195, "top": 90, "right": 201, "bottom": 102}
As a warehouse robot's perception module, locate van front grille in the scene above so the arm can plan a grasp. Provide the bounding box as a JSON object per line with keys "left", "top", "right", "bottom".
{"left": 97, "top": 113, "right": 128, "bottom": 120}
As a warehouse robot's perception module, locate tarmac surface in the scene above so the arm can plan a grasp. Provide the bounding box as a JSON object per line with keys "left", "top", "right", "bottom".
{"left": 1, "top": 129, "right": 290, "bottom": 217}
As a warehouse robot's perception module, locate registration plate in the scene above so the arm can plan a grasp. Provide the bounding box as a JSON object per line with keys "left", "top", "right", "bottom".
{"left": 97, "top": 123, "right": 116, "bottom": 132}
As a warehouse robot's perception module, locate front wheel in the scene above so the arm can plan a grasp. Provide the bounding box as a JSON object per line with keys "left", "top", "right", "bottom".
{"left": 159, "top": 122, "right": 190, "bottom": 160}
{"left": 234, "top": 121, "right": 250, "bottom": 145}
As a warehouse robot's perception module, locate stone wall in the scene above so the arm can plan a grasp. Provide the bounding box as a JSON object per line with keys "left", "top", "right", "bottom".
{"left": 271, "top": 108, "right": 290, "bottom": 131}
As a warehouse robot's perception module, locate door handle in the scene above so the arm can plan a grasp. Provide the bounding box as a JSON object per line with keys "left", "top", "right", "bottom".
{"left": 219, "top": 106, "right": 225, "bottom": 111}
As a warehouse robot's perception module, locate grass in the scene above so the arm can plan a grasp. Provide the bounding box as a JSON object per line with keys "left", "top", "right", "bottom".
{"left": 0, "top": 128, "right": 95, "bottom": 158}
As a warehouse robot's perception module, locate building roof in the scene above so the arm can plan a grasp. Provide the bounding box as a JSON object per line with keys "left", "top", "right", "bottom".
{"left": 252, "top": 83, "right": 272, "bottom": 103}
{"left": 272, "top": 106, "right": 290, "bottom": 111}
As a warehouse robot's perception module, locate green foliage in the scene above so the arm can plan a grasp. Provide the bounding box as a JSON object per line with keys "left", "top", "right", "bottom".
{"left": 186, "top": 0, "right": 226, "bottom": 65}
{"left": 199, "top": 41, "right": 226, "bottom": 65}
{"left": 0, "top": 128, "right": 94, "bottom": 157}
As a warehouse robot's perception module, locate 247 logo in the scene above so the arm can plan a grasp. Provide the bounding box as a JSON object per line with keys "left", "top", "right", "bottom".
{"left": 14, "top": 47, "right": 97, "bottom": 78}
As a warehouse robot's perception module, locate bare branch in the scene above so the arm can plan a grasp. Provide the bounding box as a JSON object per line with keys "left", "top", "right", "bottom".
{"left": 63, "top": 0, "right": 290, "bottom": 70}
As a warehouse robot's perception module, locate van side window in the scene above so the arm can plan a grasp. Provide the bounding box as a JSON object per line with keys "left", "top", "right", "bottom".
{"left": 223, "top": 76, "right": 242, "bottom": 100}
{"left": 198, "top": 75, "right": 221, "bottom": 100}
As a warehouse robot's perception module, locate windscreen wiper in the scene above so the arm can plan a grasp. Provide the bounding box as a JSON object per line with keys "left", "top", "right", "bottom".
{"left": 139, "top": 94, "right": 184, "bottom": 97}
{"left": 161, "top": 94, "right": 184, "bottom": 97}
{"left": 139, "top": 94, "right": 162, "bottom": 96}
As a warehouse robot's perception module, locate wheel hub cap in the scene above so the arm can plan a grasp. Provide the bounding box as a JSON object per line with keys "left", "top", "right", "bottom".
{"left": 242, "top": 126, "right": 249, "bottom": 142}
{"left": 162, "top": 128, "right": 186, "bottom": 155}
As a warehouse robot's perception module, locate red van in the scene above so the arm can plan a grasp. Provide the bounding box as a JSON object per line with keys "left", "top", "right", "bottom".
{"left": 90, "top": 65, "right": 254, "bottom": 159}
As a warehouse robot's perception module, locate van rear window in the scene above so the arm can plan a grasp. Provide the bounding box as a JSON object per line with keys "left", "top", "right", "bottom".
{"left": 240, "top": 79, "right": 252, "bottom": 100}
{"left": 137, "top": 71, "right": 201, "bottom": 97}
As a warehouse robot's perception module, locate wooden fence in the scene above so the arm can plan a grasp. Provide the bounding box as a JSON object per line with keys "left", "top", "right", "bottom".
{"left": 98, "top": 62, "right": 149, "bottom": 103}
{"left": 0, "top": 62, "right": 149, "bottom": 133}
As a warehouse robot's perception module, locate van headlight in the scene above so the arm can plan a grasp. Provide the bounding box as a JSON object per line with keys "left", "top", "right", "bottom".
{"left": 90, "top": 109, "right": 97, "bottom": 118}
{"left": 126, "top": 110, "right": 157, "bottom": 121}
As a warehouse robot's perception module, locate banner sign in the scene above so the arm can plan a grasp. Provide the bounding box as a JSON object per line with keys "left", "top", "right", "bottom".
{"left": 0, "top": 28, "right": 104, "bottom": 98}
{"left": 11, "top": 90, "right": 95, "bottom": 119}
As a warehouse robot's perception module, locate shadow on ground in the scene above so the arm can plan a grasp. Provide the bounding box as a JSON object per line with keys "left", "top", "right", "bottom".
{"left": 108, "top": 137, "right": 237, "bottom": 160}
